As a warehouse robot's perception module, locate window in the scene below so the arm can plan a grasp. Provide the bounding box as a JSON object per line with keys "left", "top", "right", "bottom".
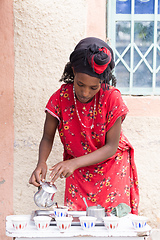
{"left": 107, "top": 0, "right": 160, "bottom": 95}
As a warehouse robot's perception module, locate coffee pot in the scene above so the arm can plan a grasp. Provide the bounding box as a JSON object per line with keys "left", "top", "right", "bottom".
{"left": 83, "top": 197, "right": 105, "bottom": 221}
{"left": 34, "top": 181, "right": 57, "bottom": 208}
{"left": 86, "top": 205, "right": 105, "bottom": 221}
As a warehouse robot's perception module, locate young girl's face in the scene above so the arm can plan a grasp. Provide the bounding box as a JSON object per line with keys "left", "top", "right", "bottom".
{"left": 73, "top": 72, "right": 101, "bottom": 103}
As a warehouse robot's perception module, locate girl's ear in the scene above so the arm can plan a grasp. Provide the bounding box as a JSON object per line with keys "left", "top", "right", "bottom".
{"left": 72, "top": 67, "right": 75, "bottom": 75}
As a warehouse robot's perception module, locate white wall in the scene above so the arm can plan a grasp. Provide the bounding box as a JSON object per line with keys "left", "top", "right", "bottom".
{"left": 13, "top": 0, "right": 87, "bottom": 214}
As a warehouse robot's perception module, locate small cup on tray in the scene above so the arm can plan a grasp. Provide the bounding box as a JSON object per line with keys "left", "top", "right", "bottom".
{"left": 130, "top": 214, "right": 148, "bottom": 230}
{"left": 55, "top": 216, "right": 73, "bottom": 232}
{"left": 33, "top": 216, "right": 52, "bottom": 231}
{"left": 52, "top": 205, "right": 69, "bottom": 218}
{"left": 11, "top": 215, "right": 29, "bottom": 231}
{"left": 79, "top": 216, "right": 97, "bottom": 230}
{"left": 103, "top": 216, "right": 120, "bottom": 231}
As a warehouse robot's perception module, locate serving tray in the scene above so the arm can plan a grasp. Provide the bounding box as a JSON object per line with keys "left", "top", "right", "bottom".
{"left": 31, "top": 210, "right": 104, "bottom": 226}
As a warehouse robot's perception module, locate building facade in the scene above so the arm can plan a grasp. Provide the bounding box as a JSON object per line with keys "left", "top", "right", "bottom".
{"left": 0, "top": 1, "right": 160, "bottom": 239}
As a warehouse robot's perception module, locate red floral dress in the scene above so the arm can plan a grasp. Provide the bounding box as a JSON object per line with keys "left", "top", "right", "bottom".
{"left": 45, "top": 83, "right": 139, "bottom": 214}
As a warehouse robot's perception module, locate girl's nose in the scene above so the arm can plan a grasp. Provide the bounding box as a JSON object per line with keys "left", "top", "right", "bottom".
{"left": 81, "top": 88, "right": 89, "bottom": 97}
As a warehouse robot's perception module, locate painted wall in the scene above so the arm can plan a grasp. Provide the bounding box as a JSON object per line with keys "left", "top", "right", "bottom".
{"left": 13, "top": 0, "right": 87, "bottom": 215}
{"left": 1, "top": 1, "right": 159, "bottom": 239}
{"left": 122, "top": 96, "right": 160, "bottom": 227}
{"left": 86, "top": 0, "right": 106, "bottom": 39}
{"left": 0, "top": 1, "right": 14, "bottom": 240}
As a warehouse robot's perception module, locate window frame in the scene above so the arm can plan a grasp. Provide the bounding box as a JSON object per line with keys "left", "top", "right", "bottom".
{"left": 107, "top": 0, "right": 160, "bottom": 95}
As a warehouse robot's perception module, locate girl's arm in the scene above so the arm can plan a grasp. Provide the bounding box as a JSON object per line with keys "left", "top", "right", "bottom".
{"left": 49, "top": 117, "right": 121, "bottom": 183}
{"left": 29, "top": 112, "right": 59, "bottom": 186}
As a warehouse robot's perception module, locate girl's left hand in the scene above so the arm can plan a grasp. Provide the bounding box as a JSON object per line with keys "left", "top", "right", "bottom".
{"left": 49, "top": 159, "right": 77, "bottom": 183}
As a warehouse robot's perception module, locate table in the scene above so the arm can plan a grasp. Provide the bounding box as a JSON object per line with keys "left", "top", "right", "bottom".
{"left": 6, "top": 214, "right": 151, "bottom": 240}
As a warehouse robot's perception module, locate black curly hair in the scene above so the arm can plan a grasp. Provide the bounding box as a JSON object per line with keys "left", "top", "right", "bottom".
{"left": 59, "top": 62, "right": 117, "bottom": 87}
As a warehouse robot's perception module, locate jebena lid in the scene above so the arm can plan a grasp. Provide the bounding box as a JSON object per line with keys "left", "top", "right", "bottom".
{"left": 41, "top": 181, "right": 57, "bottom": 194}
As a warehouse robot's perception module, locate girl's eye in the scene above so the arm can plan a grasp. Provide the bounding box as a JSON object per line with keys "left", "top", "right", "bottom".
{"left": 77, "top": 83, "right": 83, "bottom": 87}
{"left": 91, "top": 87, "right": 98, "bottom": 90}
{"left": 77, "top": 82, "right": 99, "bottom": 90}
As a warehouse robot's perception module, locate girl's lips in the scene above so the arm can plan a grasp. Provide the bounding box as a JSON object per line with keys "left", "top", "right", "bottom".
{"left": 77, "top": 95, "right": 89, "bottom": 103}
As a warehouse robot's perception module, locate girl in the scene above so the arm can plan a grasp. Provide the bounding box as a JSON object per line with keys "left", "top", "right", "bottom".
{"left": 29, "top": 37, "right": 139, "bottom": 214}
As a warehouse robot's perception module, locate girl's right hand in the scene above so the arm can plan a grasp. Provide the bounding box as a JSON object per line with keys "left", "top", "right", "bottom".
{"left": 29, "top": 162, "right": 47, "bottom": 187}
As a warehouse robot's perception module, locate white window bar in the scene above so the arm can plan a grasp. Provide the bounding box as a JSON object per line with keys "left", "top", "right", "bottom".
{"left": 107, "top": 0, "right": 160, "bottom": 95}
